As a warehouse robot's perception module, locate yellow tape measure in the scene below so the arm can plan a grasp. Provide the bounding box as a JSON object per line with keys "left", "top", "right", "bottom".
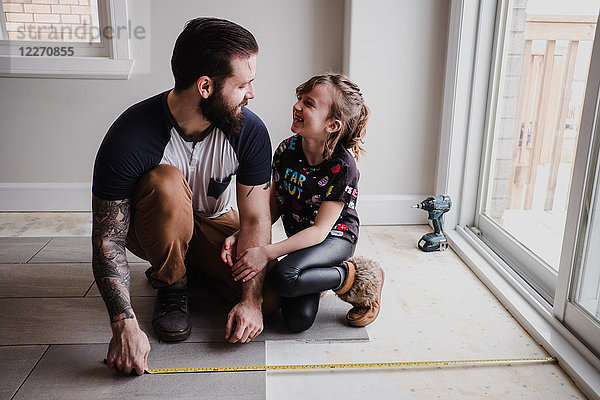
{"left": 145, "top": 357, "right": 556, "bottom": 374}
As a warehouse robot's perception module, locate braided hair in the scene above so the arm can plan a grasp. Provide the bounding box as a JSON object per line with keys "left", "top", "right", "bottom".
{"left": 295, "top": 73, "right": 370, "bottom": 160}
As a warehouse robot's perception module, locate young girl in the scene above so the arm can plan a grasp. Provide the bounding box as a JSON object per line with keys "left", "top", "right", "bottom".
{"left": 222, "top": 73, "right": 384, "bottom": 332}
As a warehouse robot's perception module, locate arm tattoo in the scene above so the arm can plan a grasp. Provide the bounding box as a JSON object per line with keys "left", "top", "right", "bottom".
{"left": 92, "top": 195, "right": 134, "bottom": 324}
{"left": 245, "top": 186, "right": 255, "bottom": 197}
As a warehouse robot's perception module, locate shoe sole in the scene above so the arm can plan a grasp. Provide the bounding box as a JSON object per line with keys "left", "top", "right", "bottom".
{"left": 153, "top": 325, "right": 191, "bottom": 342}
{"left": 346, "top": 267, "right": 384, "bottom": 327}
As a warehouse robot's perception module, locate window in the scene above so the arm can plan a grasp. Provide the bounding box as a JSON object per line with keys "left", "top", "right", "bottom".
{"left": 0, "top": 0, "right": 134, "bottom": 79}
{"left": 1, "top": 0, "right": 102, "bottom": 44}
{"left": 478, "top": 0, "right": 597, "bottom": 302}
{"left": 440, "top": 0, "right": 600, "bottom": 394}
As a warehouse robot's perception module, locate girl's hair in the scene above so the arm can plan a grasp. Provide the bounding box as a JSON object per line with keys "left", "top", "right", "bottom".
{"left": 295, "top": 73, "right": 370, "bottom": 160}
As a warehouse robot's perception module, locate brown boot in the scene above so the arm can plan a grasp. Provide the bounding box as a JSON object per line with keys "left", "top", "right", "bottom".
{"left": 335, "top": 256, "right": 384, "bottom": 327}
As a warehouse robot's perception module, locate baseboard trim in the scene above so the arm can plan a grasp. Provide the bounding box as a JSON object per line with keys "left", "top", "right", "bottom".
{"left": 0, "top": 183, "right": 431, "bottom": 224}
{"left": 0, "top": 183, "right": 92, "bottom": 211}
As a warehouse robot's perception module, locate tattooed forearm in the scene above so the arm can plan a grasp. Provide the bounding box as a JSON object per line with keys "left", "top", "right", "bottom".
{"left": 92, "top": 195, "right": 134, "bottom": 324}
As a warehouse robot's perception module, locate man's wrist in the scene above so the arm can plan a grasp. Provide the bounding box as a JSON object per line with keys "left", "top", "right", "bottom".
{"left": 111, "top": 316, "right": 138, "bottom": 333}
{"left": 239, "top": 297, "right": 262, "bottom": 309}
{"left": 240, "top": 280, "right": 264, "bottom": 308}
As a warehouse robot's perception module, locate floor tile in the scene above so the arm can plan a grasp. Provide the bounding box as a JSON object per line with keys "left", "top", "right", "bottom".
{"left": 0, "top": 345, "right": 48, "bottom": 400}
{"left": 13, "top": 343, "right": 265, "bottom": 400}
{"left": 0, "top": 291, "right": 363, "bottom": 347}
{"left": 0, "top": 262, "right": 153, "bottom": 298}
{"left": 29, "top": 236, "right": 145, "bottom": 264}
{"left": 0, "top": 297, "right": 156, "bottom": 345}
{"left": 0, "top": 237, "right": 51, "bottom": 263}
{"left": 0, "top": 263, "right": 94, "bottom": 298}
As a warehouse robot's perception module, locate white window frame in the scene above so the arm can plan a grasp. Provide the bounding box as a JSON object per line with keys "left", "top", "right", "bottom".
{"left": 555, "top": 14, "right": 600, "bottom": 365}
{"left": 0, "top": 1, "right": 7, "bottom": 40}
{"left": 0, "top": 0, "right": 133, "bottom": 79}
{"left": 438, "top": 1, "right": 600, "bottom": 399}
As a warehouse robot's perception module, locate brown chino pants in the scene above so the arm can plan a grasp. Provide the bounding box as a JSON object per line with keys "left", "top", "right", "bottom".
{"left": 125, "top": 164, "right": 242, "bottom": 300}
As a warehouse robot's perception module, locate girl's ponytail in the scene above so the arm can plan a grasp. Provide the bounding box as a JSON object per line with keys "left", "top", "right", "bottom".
{"left": 344, "top": 102, "right": 370, "bottom": 160}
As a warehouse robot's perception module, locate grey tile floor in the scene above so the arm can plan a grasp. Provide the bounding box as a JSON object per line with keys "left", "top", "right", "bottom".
{"left": 0, "top": 223, "right": 589, "bottom": 399}
{"left": 0, "top": 235, "right": 367, "bottom": 399}
{"left": 12, "top": 343, "right": 266, "bottom": 400}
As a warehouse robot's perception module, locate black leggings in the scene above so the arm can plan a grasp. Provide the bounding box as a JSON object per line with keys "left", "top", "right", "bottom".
{"left": 267, "top": 236, "right": 356, "bottom": 332}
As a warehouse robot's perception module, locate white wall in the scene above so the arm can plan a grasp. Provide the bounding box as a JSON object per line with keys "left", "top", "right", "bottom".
{"left": 348, "top": 0, "right": 449, "bottom": 195}
{"left": 0, "top": 0, "right": 449, "bottom": 225}
{"left": 0, "top": 0, "right": 344, "bottom": 209}
{"left": 345, "top": 0, "right": 449, "bottom": 224}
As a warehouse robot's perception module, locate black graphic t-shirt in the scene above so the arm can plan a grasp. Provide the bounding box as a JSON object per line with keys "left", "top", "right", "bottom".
{"left": 272, "top": 135, "right": 360, "bottom": 243}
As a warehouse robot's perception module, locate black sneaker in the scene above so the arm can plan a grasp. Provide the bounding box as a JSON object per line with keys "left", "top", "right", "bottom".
{"left": 152, "top": 282, "right": 191, "bottom": 342}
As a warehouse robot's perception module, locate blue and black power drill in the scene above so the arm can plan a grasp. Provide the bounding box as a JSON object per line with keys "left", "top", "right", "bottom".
{"left": 412, "top": 195, "right": 452, "bottom": 252}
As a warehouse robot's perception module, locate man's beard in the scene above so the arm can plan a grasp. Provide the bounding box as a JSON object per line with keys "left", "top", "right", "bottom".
{"left": 199, "top": 88, "right": 246, "bottom": 137}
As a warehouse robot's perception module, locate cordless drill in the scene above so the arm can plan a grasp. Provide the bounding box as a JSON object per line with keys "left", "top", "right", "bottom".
{"left": 412, "top": 195, "right": 452, "bottom": 252}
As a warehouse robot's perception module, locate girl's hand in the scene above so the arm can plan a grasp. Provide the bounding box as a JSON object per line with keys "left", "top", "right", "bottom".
{"left": 221, "top": 231, "right": 239, "bottom": 267}
{"left": 231, "top": 246, "right": 271, "bottom": 282}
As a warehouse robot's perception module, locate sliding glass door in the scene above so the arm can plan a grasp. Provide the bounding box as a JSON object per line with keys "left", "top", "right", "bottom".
{"left": 478, "top": 0, "right": 598, "bottom": 303}
{"left": 475, "top": 0, "right": 600, "bottom": 356}
{"left": 556, "top": 15, "right": 600, "bottom": 355}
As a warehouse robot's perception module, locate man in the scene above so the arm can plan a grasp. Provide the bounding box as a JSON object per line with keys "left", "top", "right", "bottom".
{"left": 91, "top": 17, "right": 275, "bottom": 376}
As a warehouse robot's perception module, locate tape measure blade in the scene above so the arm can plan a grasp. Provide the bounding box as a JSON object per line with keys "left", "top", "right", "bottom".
{"left": 145, "top": 357, "right": 556, "bottom": 374}
{"left": 147, "top": 365, "right": 268, "bottom": 374}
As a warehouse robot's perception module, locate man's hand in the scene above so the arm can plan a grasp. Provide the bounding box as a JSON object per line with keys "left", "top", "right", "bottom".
{"left": 221, "top": 232, "right": 239, "bottom": 267}
{"left": 106, "top": 318, "right": 151, "bottom": 375}
{"left": 224, "top": 301, "right": 263, "bottom": 343}
{"left": 231, "top": 246, "right": 270, "bottom": 282}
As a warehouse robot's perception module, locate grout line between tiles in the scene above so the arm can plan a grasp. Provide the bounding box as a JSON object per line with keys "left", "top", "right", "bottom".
{"left": 25, "top": 237, "right": 54, "bottom": 264}
{"left": 82, "top": 282, "right": 96, "bottom": 298}
{"left": 11, "top": 344, "right": 50, "bottom": 400}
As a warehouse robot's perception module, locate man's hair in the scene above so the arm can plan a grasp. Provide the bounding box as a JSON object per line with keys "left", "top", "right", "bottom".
{"left": 171, "top": 17, "right": 259, "bottom": 91}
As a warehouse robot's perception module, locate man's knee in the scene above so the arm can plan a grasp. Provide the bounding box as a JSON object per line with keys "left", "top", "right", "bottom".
{"left": 135, "top": 165, "right": 192, "bottom": 220}
{"left": 138, "top": 165, "right": 191, "bottom": 199}
{"left": 131, "top": 165, "right": 193, "bottom": 245}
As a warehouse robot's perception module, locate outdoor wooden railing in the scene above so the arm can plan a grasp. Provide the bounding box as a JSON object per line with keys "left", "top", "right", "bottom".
{"left": 507, "top": 15, "right": 597, "bottom": 211}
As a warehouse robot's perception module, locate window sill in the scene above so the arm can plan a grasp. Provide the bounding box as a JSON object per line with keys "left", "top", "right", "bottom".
{"left": 0, "top": 55, "right": 133, "bottom": 79}
{"left": 447, "top": 226, "right": 600, "bottom": 400}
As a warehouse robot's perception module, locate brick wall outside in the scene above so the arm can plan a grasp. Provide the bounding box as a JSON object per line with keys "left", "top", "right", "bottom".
{"left": 488, "top": 0, "right": 527, "bottom": 223}
{"left": 2, "top": 0, "right": 96, "bottom": 42}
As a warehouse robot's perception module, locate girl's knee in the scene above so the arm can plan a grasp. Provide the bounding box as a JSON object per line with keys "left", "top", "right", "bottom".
{"left": 267, "top": 264, "right": 301, "bottom": 297}
{"left": 281, "top": 295, "right": 319, "bottom": 333}
{"left": 283, "top": 309, "right": 317, "bottom": 333}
